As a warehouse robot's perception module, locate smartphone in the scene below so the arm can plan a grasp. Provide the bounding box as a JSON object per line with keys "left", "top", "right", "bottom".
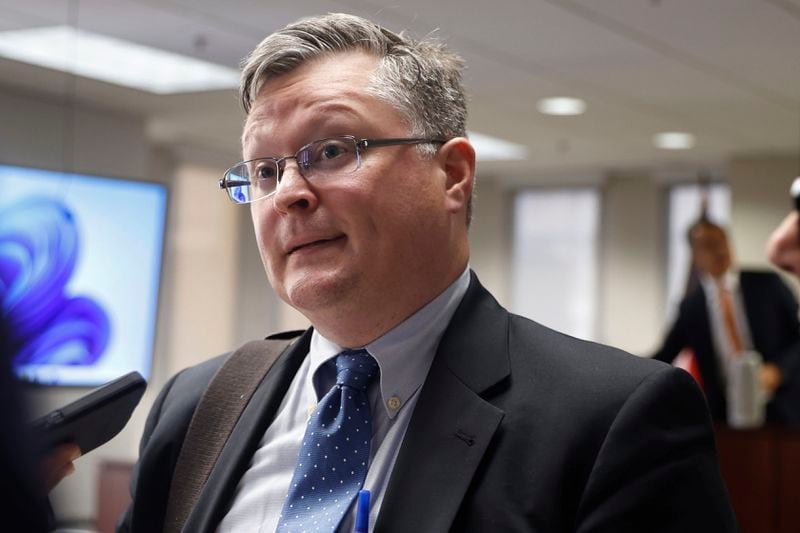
{"left": 31, "top": 371, "right": 147, "bottom": 455}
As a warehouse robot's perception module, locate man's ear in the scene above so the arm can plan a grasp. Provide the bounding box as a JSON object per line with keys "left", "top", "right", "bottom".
{"left": 439, "top": 137, "right": 476, "bottom": 215}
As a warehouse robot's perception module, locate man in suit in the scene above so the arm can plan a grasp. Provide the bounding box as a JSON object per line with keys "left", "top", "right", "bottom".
{"left": 654, "top": 218, "right": 800, "bottom": 424}
{"left": 120, "top": 13, "right": 736, "bottom": 532}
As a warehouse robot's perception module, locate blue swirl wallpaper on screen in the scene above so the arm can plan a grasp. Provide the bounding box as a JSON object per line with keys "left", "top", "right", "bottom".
{"left": 0, "top": 165, "right": 167, "bottom": 386}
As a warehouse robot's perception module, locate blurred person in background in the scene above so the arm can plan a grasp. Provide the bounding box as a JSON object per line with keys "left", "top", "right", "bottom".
{"left": 654, "top": 217, "right": 800, "bottom": 424}
{"left": 0, "top": 313, "right": 80, "bottom": 533}
{"left": 0, "top": 314, "right": 80, "bottom": 531}
{"left": 0, "top": 314, "right": 49, "bottom": 532}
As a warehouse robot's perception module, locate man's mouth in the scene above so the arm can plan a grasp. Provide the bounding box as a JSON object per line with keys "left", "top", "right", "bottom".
{"left": 288, "top": 235, "right": 345, "bottom": 255}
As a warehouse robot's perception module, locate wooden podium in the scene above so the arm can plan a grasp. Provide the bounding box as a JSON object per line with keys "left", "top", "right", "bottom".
{"left": 97, "top": 461, "right": 134, "bottom": 533}
{"left": 715, "top": 425, "right": 800, "bottom": 533}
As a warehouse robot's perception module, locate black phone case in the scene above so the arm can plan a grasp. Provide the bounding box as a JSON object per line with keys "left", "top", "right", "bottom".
{"left": 31, "top": 371, "right": 147, "bottom": 455}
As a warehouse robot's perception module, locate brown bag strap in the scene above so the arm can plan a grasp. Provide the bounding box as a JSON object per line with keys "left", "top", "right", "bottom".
{"left": 162, "top": 334, "right": 301, "bottom": 533}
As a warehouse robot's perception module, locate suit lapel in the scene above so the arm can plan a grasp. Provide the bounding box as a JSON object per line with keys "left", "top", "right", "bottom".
{"left": 738, "top": 272, "right": 761, "bottom": 348}
{"left": 183, "top": 330, "right": 312, "bottom": 533}
{"left": 375, "top": 273, "right": 510, "bottom": 533}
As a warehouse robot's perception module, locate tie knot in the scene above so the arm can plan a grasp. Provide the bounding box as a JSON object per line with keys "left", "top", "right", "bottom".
{"left": 335, "top": 350, "right": 378, "bottom": 391}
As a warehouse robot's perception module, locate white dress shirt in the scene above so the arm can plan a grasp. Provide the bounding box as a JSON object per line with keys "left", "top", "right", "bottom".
{"left": 218, "top": 267, "right": 470, "bottom": 533}
{"left": 699, "top": 271, "right": 754, "bottom": 383}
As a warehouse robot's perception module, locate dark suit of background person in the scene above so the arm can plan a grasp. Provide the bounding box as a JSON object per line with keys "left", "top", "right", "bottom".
{"left": 118, "top": 13, "right": 735, "bottom": 533}
{"left": 653, "top": 220, "right": 800, "bottom": 424}
{"left": 119, "top": 273, "right": 737, "bottom": 533}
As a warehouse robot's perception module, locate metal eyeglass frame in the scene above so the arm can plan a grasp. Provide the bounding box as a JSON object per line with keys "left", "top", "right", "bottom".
{"left": 218, "top": 135, "right": 447, "bottom": 204}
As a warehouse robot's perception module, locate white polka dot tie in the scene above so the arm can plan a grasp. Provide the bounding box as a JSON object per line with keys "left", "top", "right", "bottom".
{"left": 277, "top": 350, "right": 378, "bottom": 533}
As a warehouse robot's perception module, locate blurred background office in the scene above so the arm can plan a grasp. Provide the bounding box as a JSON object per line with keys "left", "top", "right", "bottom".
{"left": 1, "top": 1, "right": 798, "bottom": 532}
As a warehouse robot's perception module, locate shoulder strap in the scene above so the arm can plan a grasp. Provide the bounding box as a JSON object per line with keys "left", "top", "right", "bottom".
{"left": 162, "top": 333, "right": 302, "bottom": 533}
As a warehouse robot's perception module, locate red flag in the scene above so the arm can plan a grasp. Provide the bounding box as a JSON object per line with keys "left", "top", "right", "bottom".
{"left": 673, "top": 348, "right": 704, "bottom": 391}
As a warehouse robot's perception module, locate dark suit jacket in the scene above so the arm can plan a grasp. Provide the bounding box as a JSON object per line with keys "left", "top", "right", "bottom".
{"left": 653, "top": 270, "right": 800, "bottom": 424}
{"left": 120, "top": 273, "right": 736, "bottom": 532}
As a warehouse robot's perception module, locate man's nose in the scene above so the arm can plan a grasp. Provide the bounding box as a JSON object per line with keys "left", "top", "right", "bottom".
{"left": 272, "top": 160, "right": 318, "bottom": 213}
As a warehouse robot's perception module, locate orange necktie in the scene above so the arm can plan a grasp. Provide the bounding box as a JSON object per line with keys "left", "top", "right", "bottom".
{"left": 718, "top": 282, "right": 744, "bottom": 355}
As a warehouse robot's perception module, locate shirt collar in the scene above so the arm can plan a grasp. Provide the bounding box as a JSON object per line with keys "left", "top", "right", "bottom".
{"left": 308, "top": 266, "right": 471, "bottom": 418}
{"left": 699, "top": 269, "right": 739, "bottom": 294}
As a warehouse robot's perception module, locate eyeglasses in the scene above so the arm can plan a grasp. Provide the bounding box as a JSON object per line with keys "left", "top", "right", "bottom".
{"left": 219, "top": 135, "right": 446, "bottom": 204}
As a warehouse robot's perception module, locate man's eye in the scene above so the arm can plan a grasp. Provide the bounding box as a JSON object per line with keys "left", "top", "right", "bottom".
{"left": 320, "top": 142, "right": 347, "bottom": 160}
{"left": 304, "top": 139, "right": 353, "bottom": 169}
{"left": 256, "top": 164, "right": 277, "bottom": 179}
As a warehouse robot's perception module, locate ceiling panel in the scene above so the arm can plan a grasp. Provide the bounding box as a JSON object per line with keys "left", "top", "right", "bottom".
{"left": 568, "top": 0, "right": 800, "bottom": 106}
{"left": 0, "top": 0, "right": 797, "bottom": 177}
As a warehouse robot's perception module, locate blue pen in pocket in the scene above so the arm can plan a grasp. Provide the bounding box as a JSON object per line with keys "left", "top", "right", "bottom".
{"left": 354, "top": 489, "right": 370, "bottom": 533}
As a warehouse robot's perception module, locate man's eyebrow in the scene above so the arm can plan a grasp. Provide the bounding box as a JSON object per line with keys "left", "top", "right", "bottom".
{"left": 307, "top": 100, "right": 365, "bottom": 120}
{"left": 242, "top": 104, "right": 368, "bottom": 156}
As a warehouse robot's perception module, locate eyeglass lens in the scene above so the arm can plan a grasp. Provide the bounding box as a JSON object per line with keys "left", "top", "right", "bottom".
{"left": 225, "top": 137, "right": 360, "bottom": 204}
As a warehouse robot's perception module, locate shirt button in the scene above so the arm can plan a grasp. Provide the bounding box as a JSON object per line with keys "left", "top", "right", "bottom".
{"left": 387, "top": 396, "right": 402, "bottom": 411}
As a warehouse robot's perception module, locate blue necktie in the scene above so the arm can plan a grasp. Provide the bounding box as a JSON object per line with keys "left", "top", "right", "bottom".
{"left": 277, "top": 350, "right": 379, "bottom": 533}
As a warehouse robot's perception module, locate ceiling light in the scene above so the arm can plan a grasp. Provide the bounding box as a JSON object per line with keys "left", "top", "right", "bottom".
{"left": 0, "top": 26, "right": 239, "bottom": 94}
{"left": 536, "top": 97, "right": 587, "bottom": 116}
{"left": 467, "top": 131, "right": 528, "bottom": 161}
{"left": 653, "top": 132, "right": 696, "bottom": 150}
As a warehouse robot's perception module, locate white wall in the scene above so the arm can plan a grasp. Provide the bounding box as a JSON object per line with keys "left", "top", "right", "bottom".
{"left": 729, "top": 155, "right": 797, "bottom": 268}
{"left": 468, "top": 175, "right": 512, "bottom": 306}
{"left": 465, "top": 172, "right": 666, "bottom": 355}
{"left": 598, "top": 174, "right": 664, "bottom": 355}
{"left": 233, "top": 207, "right": 284, "bottom": 341}
{"left": 162, "top": 162, "right": 242, "bottom": 377}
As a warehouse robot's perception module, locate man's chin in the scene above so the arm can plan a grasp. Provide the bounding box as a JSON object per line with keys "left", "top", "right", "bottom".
{"left": 283, "top": 271, "right": 354, "bottom": 313}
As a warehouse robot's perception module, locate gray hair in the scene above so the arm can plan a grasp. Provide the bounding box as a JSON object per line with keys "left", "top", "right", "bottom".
{"left": 240, "top": 13, "right": 467, "bottom": 145}
{"left": 239, "top": 13, "right": 472, "bottom": 223}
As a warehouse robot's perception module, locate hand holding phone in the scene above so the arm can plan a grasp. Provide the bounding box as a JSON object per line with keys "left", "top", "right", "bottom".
{"left": 39, "top": 442, "right": 81, "bottom": 493}
{"left": 31, "top": 371, "right": 147, "bottom": 455}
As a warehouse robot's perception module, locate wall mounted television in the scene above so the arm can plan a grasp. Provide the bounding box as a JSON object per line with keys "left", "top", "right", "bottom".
{"left": 0, "top": 164, "right": 167, "bottom": 386}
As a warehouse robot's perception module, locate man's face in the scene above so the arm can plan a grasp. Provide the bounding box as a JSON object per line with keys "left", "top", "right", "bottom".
{"left": 691, "top": 225, "right": 732, "bottom": 278}
{"left": 242, "top": 52, "right": 463, "bottom": 330}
